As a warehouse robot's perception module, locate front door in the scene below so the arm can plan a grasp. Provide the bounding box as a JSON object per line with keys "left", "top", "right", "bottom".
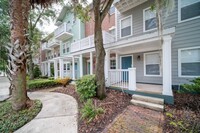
{"left": 121, "top": 56, "right": 132, "bottom": 81}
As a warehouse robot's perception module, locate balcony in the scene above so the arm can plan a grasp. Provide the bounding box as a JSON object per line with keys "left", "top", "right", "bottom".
{"left": 41, "top": 42, "right": 50, "bottom": 51}
{"left": 54, "top": 22, "right": 73, "bottom": 41}
{"left": 71, "top": 31, "right": 115, "bottom": 53}
{"left": 48, "top": 38, "right": 60, "bottom": 48}
{"left": 114, "top": 0, "right": 147, "bottom": 13}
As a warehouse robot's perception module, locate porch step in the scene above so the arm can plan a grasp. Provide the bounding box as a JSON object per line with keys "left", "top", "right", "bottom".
{"left": 132, "top": 95, "right": 164, "bottom": 105}
{"left": 130, "top": 99, "right": 164, "bottom": 112}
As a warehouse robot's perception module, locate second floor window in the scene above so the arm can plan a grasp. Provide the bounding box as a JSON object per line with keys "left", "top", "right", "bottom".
{"left": 179, "top": 0, "right": 200, "bottom": 22}
{"left": 120, "top": 16, "right": 132, "bottom": 38}
{"left": 144, "top": 8, "right": 157, "bottom": 32}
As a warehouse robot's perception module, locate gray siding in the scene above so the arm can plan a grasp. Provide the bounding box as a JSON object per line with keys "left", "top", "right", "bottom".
{"left": 116, "top": 0, "right": 200, "bottom": 85}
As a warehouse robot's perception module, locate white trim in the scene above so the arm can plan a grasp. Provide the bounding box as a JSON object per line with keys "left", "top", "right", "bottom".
{"left": 115, "top": 8, "right": 118, "bottom": 42}
{"left": 119, "top": 15, "right": 133, "bottom": 39}
{"left": 144, "top": 51, "right": 162, "bottom": 77}
{"left": 178, "top": 0, "right": 200, "bottom": 23}
{"left": 178, "top": 46, "right": 200, "bottom": 78}
{"left": 120, "top": 55, "right": 133, "bottom": 69}
{"left": 143, "top": 7, "right": 157, "bottom": 32}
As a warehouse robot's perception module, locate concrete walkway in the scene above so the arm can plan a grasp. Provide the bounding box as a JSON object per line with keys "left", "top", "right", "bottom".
{"left": 0, "top": 76, "right": 10, "bottom": 101}
{"left": 15, "top": 92, "right": 78, "bottom": 133}
{"left": 103, "top": 105, "right": 163, "bottom": 133}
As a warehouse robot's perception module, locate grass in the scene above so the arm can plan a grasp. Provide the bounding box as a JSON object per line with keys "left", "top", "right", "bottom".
{"left": 0, "top": 100, "right": 42, "bottom": 133}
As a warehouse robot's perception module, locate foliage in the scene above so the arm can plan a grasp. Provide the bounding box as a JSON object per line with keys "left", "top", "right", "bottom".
{"left": 33, "top": 65, "right": 42, "bottom": 78}
{"left": 80, "top": 99, "right": 104, "bottom": 123}
{"left": 181, "top": 78, "right": 200, "bottom": 94}
{"left": 27, "top": 79, "right": 59, "bottom": 90}
{"left": 39, "top": 76, "right": 49, "bottom": 79}
{"left": 0, "top": 100, "right": 42, "bottom": 132}
{"left": 166, "top": 110, "right": 200, "bottom": 133}
{"left": 76, "top": 75, "right": 97, "bottom": 101}
{"left": 55, "top": 77, "right": 71, "bottom": 87}
{"left": 48, "top": 77, "right": 54, "bottom": 80}
{"left": 50, "top": 66, "right": 54, "bottom": 77}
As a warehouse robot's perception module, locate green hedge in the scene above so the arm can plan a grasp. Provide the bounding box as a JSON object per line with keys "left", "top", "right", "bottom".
{"left": 27, "top": 79, "right": 59, "bottom": 90}
{"left": 181, "top": 77, "right": 200, "bottom": 94}
{"left": 76, "top": 75, "right": 97, "bottom": 101}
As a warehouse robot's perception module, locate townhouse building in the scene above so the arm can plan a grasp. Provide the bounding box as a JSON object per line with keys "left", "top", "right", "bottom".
{"left": 40, "top": 0, "right": 200, "bottom": 104}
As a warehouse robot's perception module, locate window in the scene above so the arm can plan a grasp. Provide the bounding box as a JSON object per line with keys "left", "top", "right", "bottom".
{"left": 63, "top": 43, "right": 70, "bottom": 53}
{"left": 67, "top": 64, "right": 70, "bottom": 70}
{"left": 144, "top": 52, "right": 161, "bottom": 76}
{"left": 110, "top": 59, "right": 116, "bottom": 69}
{"left": 179, "top": 0, "right": 200, "bottom": 22}
{"left": 143, "top": 8, "right": 157, "bottom": 32}
{"left": 64, "top": 64, "right": 66, "bottom": 70}
{"left": 109, "top": 6, "right": 115, "bottom": 15}
{"left": 179, "top": 47, "right": 200, "bottom": 77}
{"left": 120, "top": 16, "right": 132, "bottom": 38}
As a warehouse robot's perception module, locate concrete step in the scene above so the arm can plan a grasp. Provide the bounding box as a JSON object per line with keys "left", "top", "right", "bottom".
{"left": 132, "top": 94, "right": 164, "bottom": 105}
{"left": 130, "top": 99, "right": 164, "bottom": 112}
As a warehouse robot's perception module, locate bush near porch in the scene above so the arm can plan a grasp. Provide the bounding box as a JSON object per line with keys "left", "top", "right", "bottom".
{"left": 76, "top": 75, "right": 97, "bottom": 101}
{"left": 181, "top": 77, "right": 200, "bottom": 94}
{"left": 27, "top": 79, "right": 59, "bottom": 91}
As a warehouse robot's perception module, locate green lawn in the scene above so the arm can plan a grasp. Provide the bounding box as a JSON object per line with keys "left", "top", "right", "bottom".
{"left": 0, "top": 100, "right": 42, "bottom": 132}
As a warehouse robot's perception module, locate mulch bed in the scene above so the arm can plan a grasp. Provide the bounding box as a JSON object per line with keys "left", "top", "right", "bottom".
{"left": 53, "top": 85, "right": 131, "bottom": 133}
{"left": 164, "top": 91, "right": 200, "bottom": 132}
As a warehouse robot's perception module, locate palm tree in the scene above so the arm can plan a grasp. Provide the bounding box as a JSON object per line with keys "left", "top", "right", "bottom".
{"left": 8, "top": 0, "right": 58, "bottom": 111}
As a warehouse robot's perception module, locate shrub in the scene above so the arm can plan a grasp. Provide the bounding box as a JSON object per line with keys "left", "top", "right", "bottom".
{"left": 166, "top": 109, "right": 200, "bottom": 132}
{"left": 39, "top": 76, "right": 48, "bottom": 79}
{"left": 48, "top": 77, "right": 54, "bottom": 80}
{"left": 27, "top": 79, "right": 59, "bottom": 90}
{"left": 80, "top": 99, "right": 104, "bottom": 123}
{"left": 76, "top": 75, "right": 97, "bottom": 100}
{"left": 181, "top": 77, "right": 200, "bottom": 94}
{"left": 55, "top": 77, "right": 71, "bottom": 87}
{"left": 33, "top": 65, "right": 42, "bottom": 78}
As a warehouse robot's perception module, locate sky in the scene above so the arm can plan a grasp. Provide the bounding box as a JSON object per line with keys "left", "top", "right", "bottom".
{"left": 39, "top": 0, "right": 93, "bottom": 35}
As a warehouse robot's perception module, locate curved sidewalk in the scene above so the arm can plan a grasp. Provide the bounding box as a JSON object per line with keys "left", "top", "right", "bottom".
{"left": 15, "top": 92, "right": 78, "bottom": 133}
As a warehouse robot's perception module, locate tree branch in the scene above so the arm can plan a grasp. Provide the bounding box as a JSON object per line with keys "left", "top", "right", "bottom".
{"left": 100, "top": 0, "right": 114, "bottom": 22}
{"left": 32, "top": 8, "right": 45, "bottom": 30}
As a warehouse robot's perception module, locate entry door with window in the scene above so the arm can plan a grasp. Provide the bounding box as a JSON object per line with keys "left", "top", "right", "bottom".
{"left": 87, "top": 62, "right": 90, "bottom": 74}
{"left": 121, "top": 56, "right": 132, "bottom": 81}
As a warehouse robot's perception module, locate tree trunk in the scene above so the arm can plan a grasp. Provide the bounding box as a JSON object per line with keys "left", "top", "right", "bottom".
{"left": 9, "top": 0, "right": 31, "bottom": 111}
{"left": 29, "top": 48, "right": 34, "bottom": 80}
{"left": 94, "top": 2, "right": 106, "bottom": 99}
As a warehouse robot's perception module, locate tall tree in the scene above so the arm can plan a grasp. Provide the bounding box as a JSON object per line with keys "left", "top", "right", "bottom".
{"left": 72, "top": 0, "right": 114, "bottom": 99}
{"left": 8, "top": 0, "right": 58, "bottom": 111}
{"left": 28, "top": 6, "right": 57, "bottom": 80}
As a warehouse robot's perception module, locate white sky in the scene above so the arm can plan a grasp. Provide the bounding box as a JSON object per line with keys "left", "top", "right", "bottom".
{"left": 38, "top": 0, "right": 93, "bottom": 35}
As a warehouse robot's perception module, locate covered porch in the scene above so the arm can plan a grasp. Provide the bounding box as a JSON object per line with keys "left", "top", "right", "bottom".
{"left": 105, "top": 35, "right": 173, "bottom": 103}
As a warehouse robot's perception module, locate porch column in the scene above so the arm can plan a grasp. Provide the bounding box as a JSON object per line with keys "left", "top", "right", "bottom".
{"left": 54, "top": 60, "right": 58, "bottom": 79}
{"left": 90, "top": 52, "right": 93, "bottom": 75}
{"left": 44, "top": 63, "right": 47, "bottom": 76}
{"left": 72, "top": 56, "right": 75, "bottom": 79}
{"left": 59, "top": 59, "right": 64, "bottom": 78}
{"left": 79, "top": 54, "right": 83, "bottom": 77}
{"left": 128, "top": 68, "right": 136, "bottom": 91}
{"left": 116, "top": 53, "right": 119, "bottom": 69}
{"left": 42, "top": 63, "right": 45, "bottom": 76}
{"left": 162, "top": 36, "right": 172, "bottom": 96}
{"left": 105, "top": 50, "right": 110, "bottom": 82}
{"left": 48, "top": 62, "right": 51, "bottom": 77}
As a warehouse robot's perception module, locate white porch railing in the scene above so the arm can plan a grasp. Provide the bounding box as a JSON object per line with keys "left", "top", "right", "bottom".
{"left": 64, "top": 70, "right": 72, "bottom": 78}
{"left": 54, "top": 22, "right": 67, "bottom": 37}
{"left": 107, "top": 68, "right": 136, "bottom": 91}
{"left": 71, "top": 31, "right": 114, "bottom": 52}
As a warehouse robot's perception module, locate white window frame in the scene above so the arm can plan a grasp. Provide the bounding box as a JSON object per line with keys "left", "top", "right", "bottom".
{"left": 110, "top": 57, "right": 116, "bottom": 69}
{"left": 178, "top": 46, "right": 200, "bottom": 78}
{"left": 63, "top": 42, "right": 70, "bottom": 53}
{"left": 178, "top": 0, "right": 200, "bottom": 23}
{"left": 143, "top": 7, "right": 157, "bottom": 32}
{"left": 144, "top": 52, "right": 162, "bottom": 77}
{"left": 120, "top": 15, "right": 132, "bottom": 39}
